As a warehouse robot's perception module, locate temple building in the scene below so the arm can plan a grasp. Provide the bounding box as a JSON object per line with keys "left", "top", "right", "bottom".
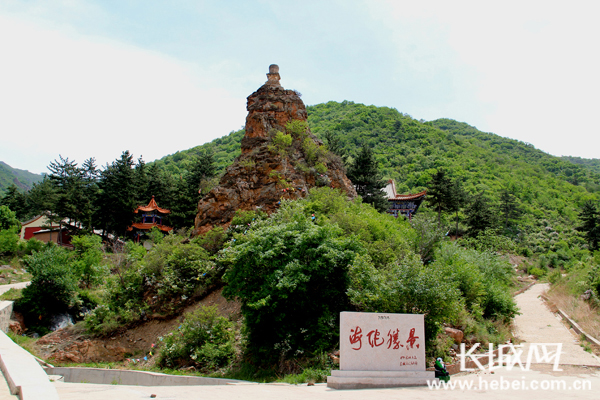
{"left": 128, "top": 196, "right": 173, "bottom": 240}
{"left": 384, "top": 180, "right": 426, "bottom": 219}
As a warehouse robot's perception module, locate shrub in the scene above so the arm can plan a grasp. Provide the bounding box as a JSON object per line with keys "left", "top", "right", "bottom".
{"left": 158, "top": 306, "right": 236, "bottom": 371}
{"left": 409, "top": 214, "right": 446, "bottom": 263}
{"left": 0, "top": 229, "right": 19, "bottom": 256}
{"left": 528, "top": 267, "right": 546, "bottom": 279}
{"left": 71, "top": 235, "right": 106, "bottom": 288}
{"left": 16, "top": 246, "right": 78, "bottom": 332}
{"left": 222, "top": 215, "right": 359, "bottom": 363}
{"left": 193, "top": 226, "right": 227, "bottom": 255}
{"left": 430, "top": 243, "right": 518, "bottom": 321}
{"left": 347, "top": 253, "right": 463, "bottom": 347}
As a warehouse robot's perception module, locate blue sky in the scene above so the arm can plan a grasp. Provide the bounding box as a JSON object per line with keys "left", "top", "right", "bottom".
{"left": 1, "top": 0, "right": 599, "bottom": 174}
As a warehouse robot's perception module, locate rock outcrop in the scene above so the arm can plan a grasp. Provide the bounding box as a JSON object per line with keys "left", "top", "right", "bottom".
{"left": 193, "top": 65, "right": 356, "bottom": 235}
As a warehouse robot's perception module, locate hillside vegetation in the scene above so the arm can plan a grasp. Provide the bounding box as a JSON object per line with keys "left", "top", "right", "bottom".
{"left": 0, "top": 162, "right": 43, "bottom": 195}
{"left": 152, "top": 101, "right": 600, "bottom": 255}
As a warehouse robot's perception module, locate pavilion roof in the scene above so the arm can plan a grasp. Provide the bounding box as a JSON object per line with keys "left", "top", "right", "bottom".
{"left": 127, "top": 223, "right": 173, "bottom": 232}
{"left": 384, "top": 180, "right": 427, "bottom": 201}
{"left": 134, "top": 196, "right": 171, "bottom": 214}
{"left": 391, "top": 190, "right": 427, "bottom": 201}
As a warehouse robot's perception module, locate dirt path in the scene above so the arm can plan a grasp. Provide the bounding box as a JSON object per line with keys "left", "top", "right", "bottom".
{"left": 513, "top": 283, "right": 600, "bottom": 366}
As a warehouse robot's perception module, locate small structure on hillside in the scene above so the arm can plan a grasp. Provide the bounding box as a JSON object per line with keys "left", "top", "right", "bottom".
{"left": 128, "top": 196, "right": 173, "bottom": 240}
{"left": 20, "top": 214, "right": 72, "bottom": 247}
{"left": 384, "top": 180, "right": 426, "bottom": 219}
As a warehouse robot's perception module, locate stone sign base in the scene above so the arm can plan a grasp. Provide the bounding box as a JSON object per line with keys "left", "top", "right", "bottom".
{"left": 326, "top": 370, "right": 436, "bottom": 390}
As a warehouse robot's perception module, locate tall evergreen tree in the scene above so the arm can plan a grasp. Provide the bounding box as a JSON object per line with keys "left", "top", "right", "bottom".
{"left": 347, "top": 144, "right": 388, "bottom": 212}
{"left": 26, "top": 177, "right": 57, "bottom": 219}
{"left": 577, "top": 201, "right": 600, "bottom": 251}
{"left": 499, "top": 188, "right": 522, "bottom": 232}
{"left": 80, "top": 158, "right": 100, "bottom": 233}
{"left": 0, "top": 185, "right": 27, "bottom": 220}
{"left": 427, "top": 169, "right": 453, "bottom": 227}
{"left": 170, "top": 151, "right": 217, "bottom": 228}
{"left": 447, "top": 178, "right": 466, "bottom": 236}
{"left": 47, "top": 156, "right": 84, "bottom": 232}
{"left": 96, "top": 151, "right": 137, "bottom": 238}
{"left": 465, "top": 192, "right": 496, "bottom": 237}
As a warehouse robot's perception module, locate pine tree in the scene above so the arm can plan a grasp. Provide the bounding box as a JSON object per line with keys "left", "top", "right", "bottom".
{"left": 499, "top": 188, "right": 522, "bottom": 232}
{"left": 427, "top": 169, "right": 453, "bottom": 227}
{"left": 170, "top": 151, "right": 217, "bottom": 228}
{"left": 577, "top": 201, "right": 600, "bottom": 251}
{"left": 465, "top": 192, "right": 496, "bottom": 237}
{"left": 0, "top": 185, "right": 27, "bottom": 220}
{"left": 347, "top": 145, "right": 388, "bottom": 212}
{"left": 96, "top": 151, "right": 137, "bottom": 238}
{"left": 26, "top": 177, "right": 57, "bottom": 219}
{"left": 447, "top": 179, "right": 466, "bottom": 236}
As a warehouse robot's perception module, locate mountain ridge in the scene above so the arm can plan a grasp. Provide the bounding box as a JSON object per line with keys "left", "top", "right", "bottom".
{"left": 0, "top": 161, "right": 44, "bottom": 195}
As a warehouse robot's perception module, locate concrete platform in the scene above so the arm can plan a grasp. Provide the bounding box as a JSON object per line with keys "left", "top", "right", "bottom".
{"left": 46, "top": 366, "right": 245, "bottom": 386}
{"left": 0, "top": 331, "right": 59, "bottom": 400}
{"left": 327, "top": 370, "right": 435, "bottom": 389}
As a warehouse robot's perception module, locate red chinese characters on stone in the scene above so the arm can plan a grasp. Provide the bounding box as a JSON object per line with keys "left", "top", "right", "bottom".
{"left": 387, "top": 328, "right": 403, "bottom": 349}
{"left": 349, "top": 326, "right": 363, "bottom": 350}
{"left": 366, "top": 329, "right": 384, "bottom": 348}
{"left": 406, "top": 327, "right": 420, "bottom": 349}
{"left": 350, "top": 326, "right": 420, "bottom": 351}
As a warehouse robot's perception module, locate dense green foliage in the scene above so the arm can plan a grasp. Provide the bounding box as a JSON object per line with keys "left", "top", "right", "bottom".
{"left": 223, "top": 188, "right": 516, "bottom": 364}
{"left": 144, "top": 101, "right": 599, "bottom": 256}
{"left": 158, "top": 306, "right": 237, "bottom": 371}
{"left": 578, "top": 201, "right": 600, "bottom": 251}
{"left": 562, "top": 156, "right": 600, "bottom": 176}
{"left": 0, "top": 149, "right": 218, "bottom": 239}
{"left": 85, "top": 234, "right": 219, "bottom": 334}
{"left": 16, "top": 246, "right": 79, "bottom": 333}
{"left": 346, "top": 144, "right": 387, "bottom": 211}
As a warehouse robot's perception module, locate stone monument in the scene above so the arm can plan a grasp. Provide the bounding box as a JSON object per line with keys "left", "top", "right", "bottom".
{"left": 327, "top": 311, "right": 435, "bottom": 389}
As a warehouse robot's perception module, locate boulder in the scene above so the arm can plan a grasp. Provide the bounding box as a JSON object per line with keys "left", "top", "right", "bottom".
{"left": 444, "top": 327, "right": 464, "bottom": 344}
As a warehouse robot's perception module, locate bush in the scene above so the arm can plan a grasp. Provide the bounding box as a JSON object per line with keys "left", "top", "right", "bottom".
{"left": 86, "top": 234, "right": 218, "bottom": 334}
{"left": 16, "top": 246, "right": 78, "bottom": 332}
{"left": 158, "top": 306, "right": 236, "bottom": 371}
{"left": 430, "top": 243, "right": 518, "bottom": 321}
{"left": 528, "top": 267, "right": 546, "bottom": 279}
{"left": 222, "top": 214, "right": 359, "bottom": 363}
{"left": 71, "top": 235, "right": 106, "bottom": 288}
{"left": 347, "top": 253, "right": 463, "bottom": 347}
{"left": 409, "top": 215, "right": 447, "bottom": 263}
{"left": 0, "top": 229, "right": 19, "bottom": 256}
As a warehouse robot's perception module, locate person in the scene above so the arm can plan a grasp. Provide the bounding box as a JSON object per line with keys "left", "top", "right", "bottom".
{"left": 434, "top": 357, "right": 450, "bottom": 382}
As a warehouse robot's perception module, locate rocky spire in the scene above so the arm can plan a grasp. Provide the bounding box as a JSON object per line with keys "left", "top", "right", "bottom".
{"left": 193, "top": 65, "right": 356, "bottom": 236}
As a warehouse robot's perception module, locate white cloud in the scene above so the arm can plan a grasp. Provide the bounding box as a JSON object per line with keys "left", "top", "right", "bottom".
{"left": 0, "top": 13, "right": 247, "bottom": 174}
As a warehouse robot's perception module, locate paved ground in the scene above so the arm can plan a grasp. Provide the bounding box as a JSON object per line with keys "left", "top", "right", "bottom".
{"left": 0, "top": 282, "right": 28, "bottom": 400}
{"left": 0, "top": 282, "right": 29, "bottom": 296}
{"left": 513, "top": 283, "right": 600, "bottom": 366}
{"left": 1, "top": 282, "right": 596, "bottom": 399}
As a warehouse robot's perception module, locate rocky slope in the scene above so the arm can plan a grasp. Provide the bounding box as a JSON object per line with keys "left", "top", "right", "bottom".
{"left": 193, "top": 65, "right": 356, "bottom": 235}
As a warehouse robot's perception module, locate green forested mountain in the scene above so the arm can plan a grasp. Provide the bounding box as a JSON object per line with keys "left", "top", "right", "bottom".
{"left": 561, "top": 156, "right": 600, "bottom": 176}
{"left": 151, "top": 101, "right": 599, "bottom": 252}
{"left": 0, "top": 161, "right": 43, "bottom": 195}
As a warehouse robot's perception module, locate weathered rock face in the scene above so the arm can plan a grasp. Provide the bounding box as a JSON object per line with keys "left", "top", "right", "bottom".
{"left": 193, "top": 65, "right": 356, "bottom": 235}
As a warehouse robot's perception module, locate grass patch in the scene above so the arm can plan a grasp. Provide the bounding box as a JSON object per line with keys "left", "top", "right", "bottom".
{"left": 6, "top": 331, "right": 39, "bottom": 356}
{"left": 0, "top": 288, "right": 23, "bottom": 301}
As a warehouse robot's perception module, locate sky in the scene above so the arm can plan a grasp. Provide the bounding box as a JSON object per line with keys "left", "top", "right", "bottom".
{"left": 1, "top": 0, "right": 599, "bottom": 174}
